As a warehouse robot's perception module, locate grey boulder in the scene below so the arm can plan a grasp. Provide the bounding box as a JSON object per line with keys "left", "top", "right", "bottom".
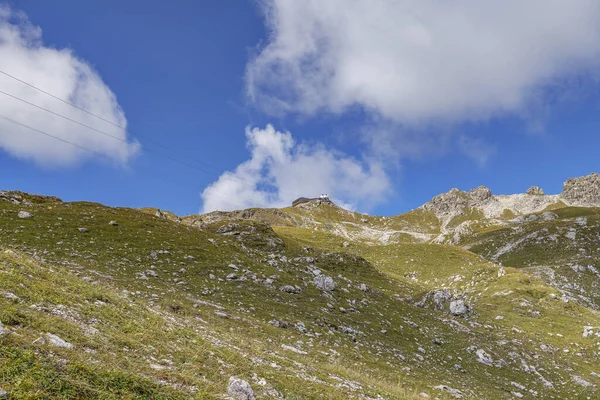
{"left": 227, "top": 376, "right": 255, "bottom": 400}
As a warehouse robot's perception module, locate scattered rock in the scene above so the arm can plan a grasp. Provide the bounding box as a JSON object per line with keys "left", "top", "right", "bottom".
{"left": 78, "top": 228, "right": 88, "bottom": 233}
{"left": 314, "top": 275, "right": 335, "bottom": 291}
{"left": 433, "top": 384, "right": 463, "bottom": 398}
{"left": 145, "top": 269, "right": 158, "bottom": 278}
{"left": 269, "top": 320, "right": 289, "bottom": 328}
{"left": 0, "top": 321, "right": 7, "bottom": 335}
{"left": 108, "top": 220, "right": 118, "bottom": 226}
{"left": 226, "top": 273, "right": 238, "bottom": 281}
{"left": 279, "top": 285, "right": 302, "bottom": 294}
{"left": 571, "top": 375, "right": 594, "bottom": 388}
{"left": 475, "top": 349, "right": 494, "bottom": 366}
{"left": 281, "top": 344, "right": 307, "bottom": 354}
{"left": 449, "top": 300, "right": 468, "bottom": 316}
{"left": 34, "top": 333, "right": 74, "bottom": 349}
{"left": 227, "top": 376, "right": 255, "bottom": 400}
{"left": 215, "top": 311, "right": 228, "bottom": 319}
{"left": 296, "top": 322, "right": 307, "bottom": 333}
{"left": 526, "top": 186, "right": 544, "bottom": 195}
{"left": 0, "top": 388, "right": 7, "bottom": 399}
{"left": 3, "top": 292, "right": 19, "bottom": 301}
{"left": 433, "top": 289, "right": 452, "bottom": 308}
{"left": 17, "top": 211, "right": 32, "bottom": 219}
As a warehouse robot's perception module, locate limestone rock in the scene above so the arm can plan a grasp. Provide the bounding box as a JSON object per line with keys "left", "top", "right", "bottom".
{"left": 279, "top": 285, "right": 302, "bottom": 294}
{"left": 571, "top": 375, "right": 593, "bottom": 388}
{"left": 108, "top": 220, "right": 118, "bottom": 226}
{"left": 145, "top": 269, "right": 158, "bottom": 278}
{"left": 422, "top": 188, "right": 469, "bottom": 216}
{"left": 449, "top": 300, "right": 468, "bottom": 316}
{"left": 433, "top": 384, "right": 463, "bottom": 399}
{"left": 314, "top": 275, "right": 335, "bottom": 291}
{"left": 561, "top": 172, "right": 600, "bottom": 205}
{"left": 470, "top": 186, "right": 492, "bottom": 202}
{"left": 526, "top": 186, "right": 544, "bottom": 195}
{"left": 296, "top": 321, "right": 307, "bottom": 333}
{"left": 0, "top": 388, "right": 7, "bottom": 399}
{"left": 78, "top": 228, "right": 88, "bottom": 233}
{"left": 433, "top": 289, "right": 452, "bottom": 308}
{"left": 476, "top": 349, "right": 494, "bottom": 366}
{"left": 227, "top": 376, "right": 255, "bottom": 400}
{"left": 17, "top": 211, "right": 32, "bottom": 219}
{"left": 3, "top": 292, "right": 19, "bottom": 301}
{"left": 226, "top": 273, "right": 238, "bottom": 281}
{"left": 35, "top": 333, "right": 74, "bottom": 349}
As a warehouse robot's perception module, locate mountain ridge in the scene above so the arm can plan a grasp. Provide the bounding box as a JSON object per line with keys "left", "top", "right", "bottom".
{"left": 1, "top": 174, "right": 600, "bottom": 398}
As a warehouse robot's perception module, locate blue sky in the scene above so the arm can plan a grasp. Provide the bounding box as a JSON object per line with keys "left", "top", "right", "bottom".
{"left": 1, "top": 1, "right": 600, "bottom": 216}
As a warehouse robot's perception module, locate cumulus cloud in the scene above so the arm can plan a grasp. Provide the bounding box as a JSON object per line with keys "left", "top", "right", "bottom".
{"left": 0, "top": 6, "right": 138, "bottom": 167}
{"left": 200, "top": 125, "right": 391, "bottom": 212}
{"left": 247, "top": 0, "right": 600, "bottom": 124}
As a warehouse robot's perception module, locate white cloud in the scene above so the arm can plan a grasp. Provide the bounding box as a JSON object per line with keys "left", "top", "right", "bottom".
{"left": 247, "top": 0, "right": 600, "bottom": 124}
{"left": 200, "top": 125, "right": 391, "bottom": 212}
{"left": 0, "top": 6, "right": 138, "bottom": 167}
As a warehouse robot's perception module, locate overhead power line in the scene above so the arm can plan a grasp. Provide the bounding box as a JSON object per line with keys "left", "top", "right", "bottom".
{"left": 0, "top": 113, "right": 248, "bottom": 211}
{"left": 0, "top": 68, "right": 217, "bottom": 170}
{"left": 0, "top": 69, "right": 305, "bottom": 199}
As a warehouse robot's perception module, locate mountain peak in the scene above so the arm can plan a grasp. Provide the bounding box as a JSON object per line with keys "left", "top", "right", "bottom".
{"left": 561, "top": 172, "right": 600, "bottom": 206}
{"left": 292, "top": 195, "right": 335, "bottom": 208}
{"left": 526, "top": 186, "right": 544, "bottom": 195}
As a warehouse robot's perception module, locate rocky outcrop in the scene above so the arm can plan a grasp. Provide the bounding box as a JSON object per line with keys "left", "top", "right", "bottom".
{"left": 561, "top": 172, "right": 600, "bottom": 206}
{"left": 449, "top": 300, "right": 469, "bottom": 316}
{"left": 526, "top": 186, "right": 544, "bottom": 195}
{"left": 422, "top": 188, "right": 470, "bottom": 216}
{"left": 469, "top": 186, "right": 493, "bottom": 202}
{"left": 292, "top": 196, "right": 334, "bottom": 208}
{"left": 314, "top": 274, "right": 335, "bottom": 291}
{"left": 422, "top": 187, "right": 497, "bottom": 229}
{"left": 292, "top": 197, "right": 311, "bottom": 207}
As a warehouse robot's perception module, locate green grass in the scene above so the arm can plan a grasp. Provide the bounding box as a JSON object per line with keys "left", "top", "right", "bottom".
{"left": 1, "top": 193, "right": 599, "bottom": 399}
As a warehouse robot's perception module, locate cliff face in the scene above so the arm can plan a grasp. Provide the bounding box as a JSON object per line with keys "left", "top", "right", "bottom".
{"left": 561, "top": 172, "right": 600, "bottom": 206}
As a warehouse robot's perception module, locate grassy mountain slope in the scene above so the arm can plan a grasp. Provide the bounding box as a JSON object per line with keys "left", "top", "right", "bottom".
{"left": 459, "top": 207, "right": 600, "bottom": 310}
{"left": 0, "top": 192, "right": 599, "bottom": 399}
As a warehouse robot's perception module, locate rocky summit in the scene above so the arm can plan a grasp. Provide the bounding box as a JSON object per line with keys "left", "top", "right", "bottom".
{"left": 561, "top": 172, "right": 600, "bottom": 206}
{"left": 1, "top": 174, "right": 600, "bottom": 399}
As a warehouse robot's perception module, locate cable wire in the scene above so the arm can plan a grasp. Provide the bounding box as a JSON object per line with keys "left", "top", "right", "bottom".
{"left": 0, "top": 113, "right": 249, "bottom": 211}
{"left": 0, "top": 82, "right": 304, "bottom": 199}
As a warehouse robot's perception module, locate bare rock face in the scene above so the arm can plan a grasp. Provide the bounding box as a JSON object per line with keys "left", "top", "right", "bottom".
{"left": 449, "top": 300, "right": 469, "bottom": 316}
{"left": 314, "top": 275, "right": 335, "bottom": 291}
{"left": 526, "top": 186, "right": 544, "bottom": 195}
{"left": 469, "top": 186, "right": 492, "bottom": 202}
{"left": 422, "top": 188, "right": 469, "bottom": 215}
{"left": 561, "top": 172, "right": 600, "bottom": 206}
{"left": 422, "top": 186, "right": 495, "bottom": 223}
